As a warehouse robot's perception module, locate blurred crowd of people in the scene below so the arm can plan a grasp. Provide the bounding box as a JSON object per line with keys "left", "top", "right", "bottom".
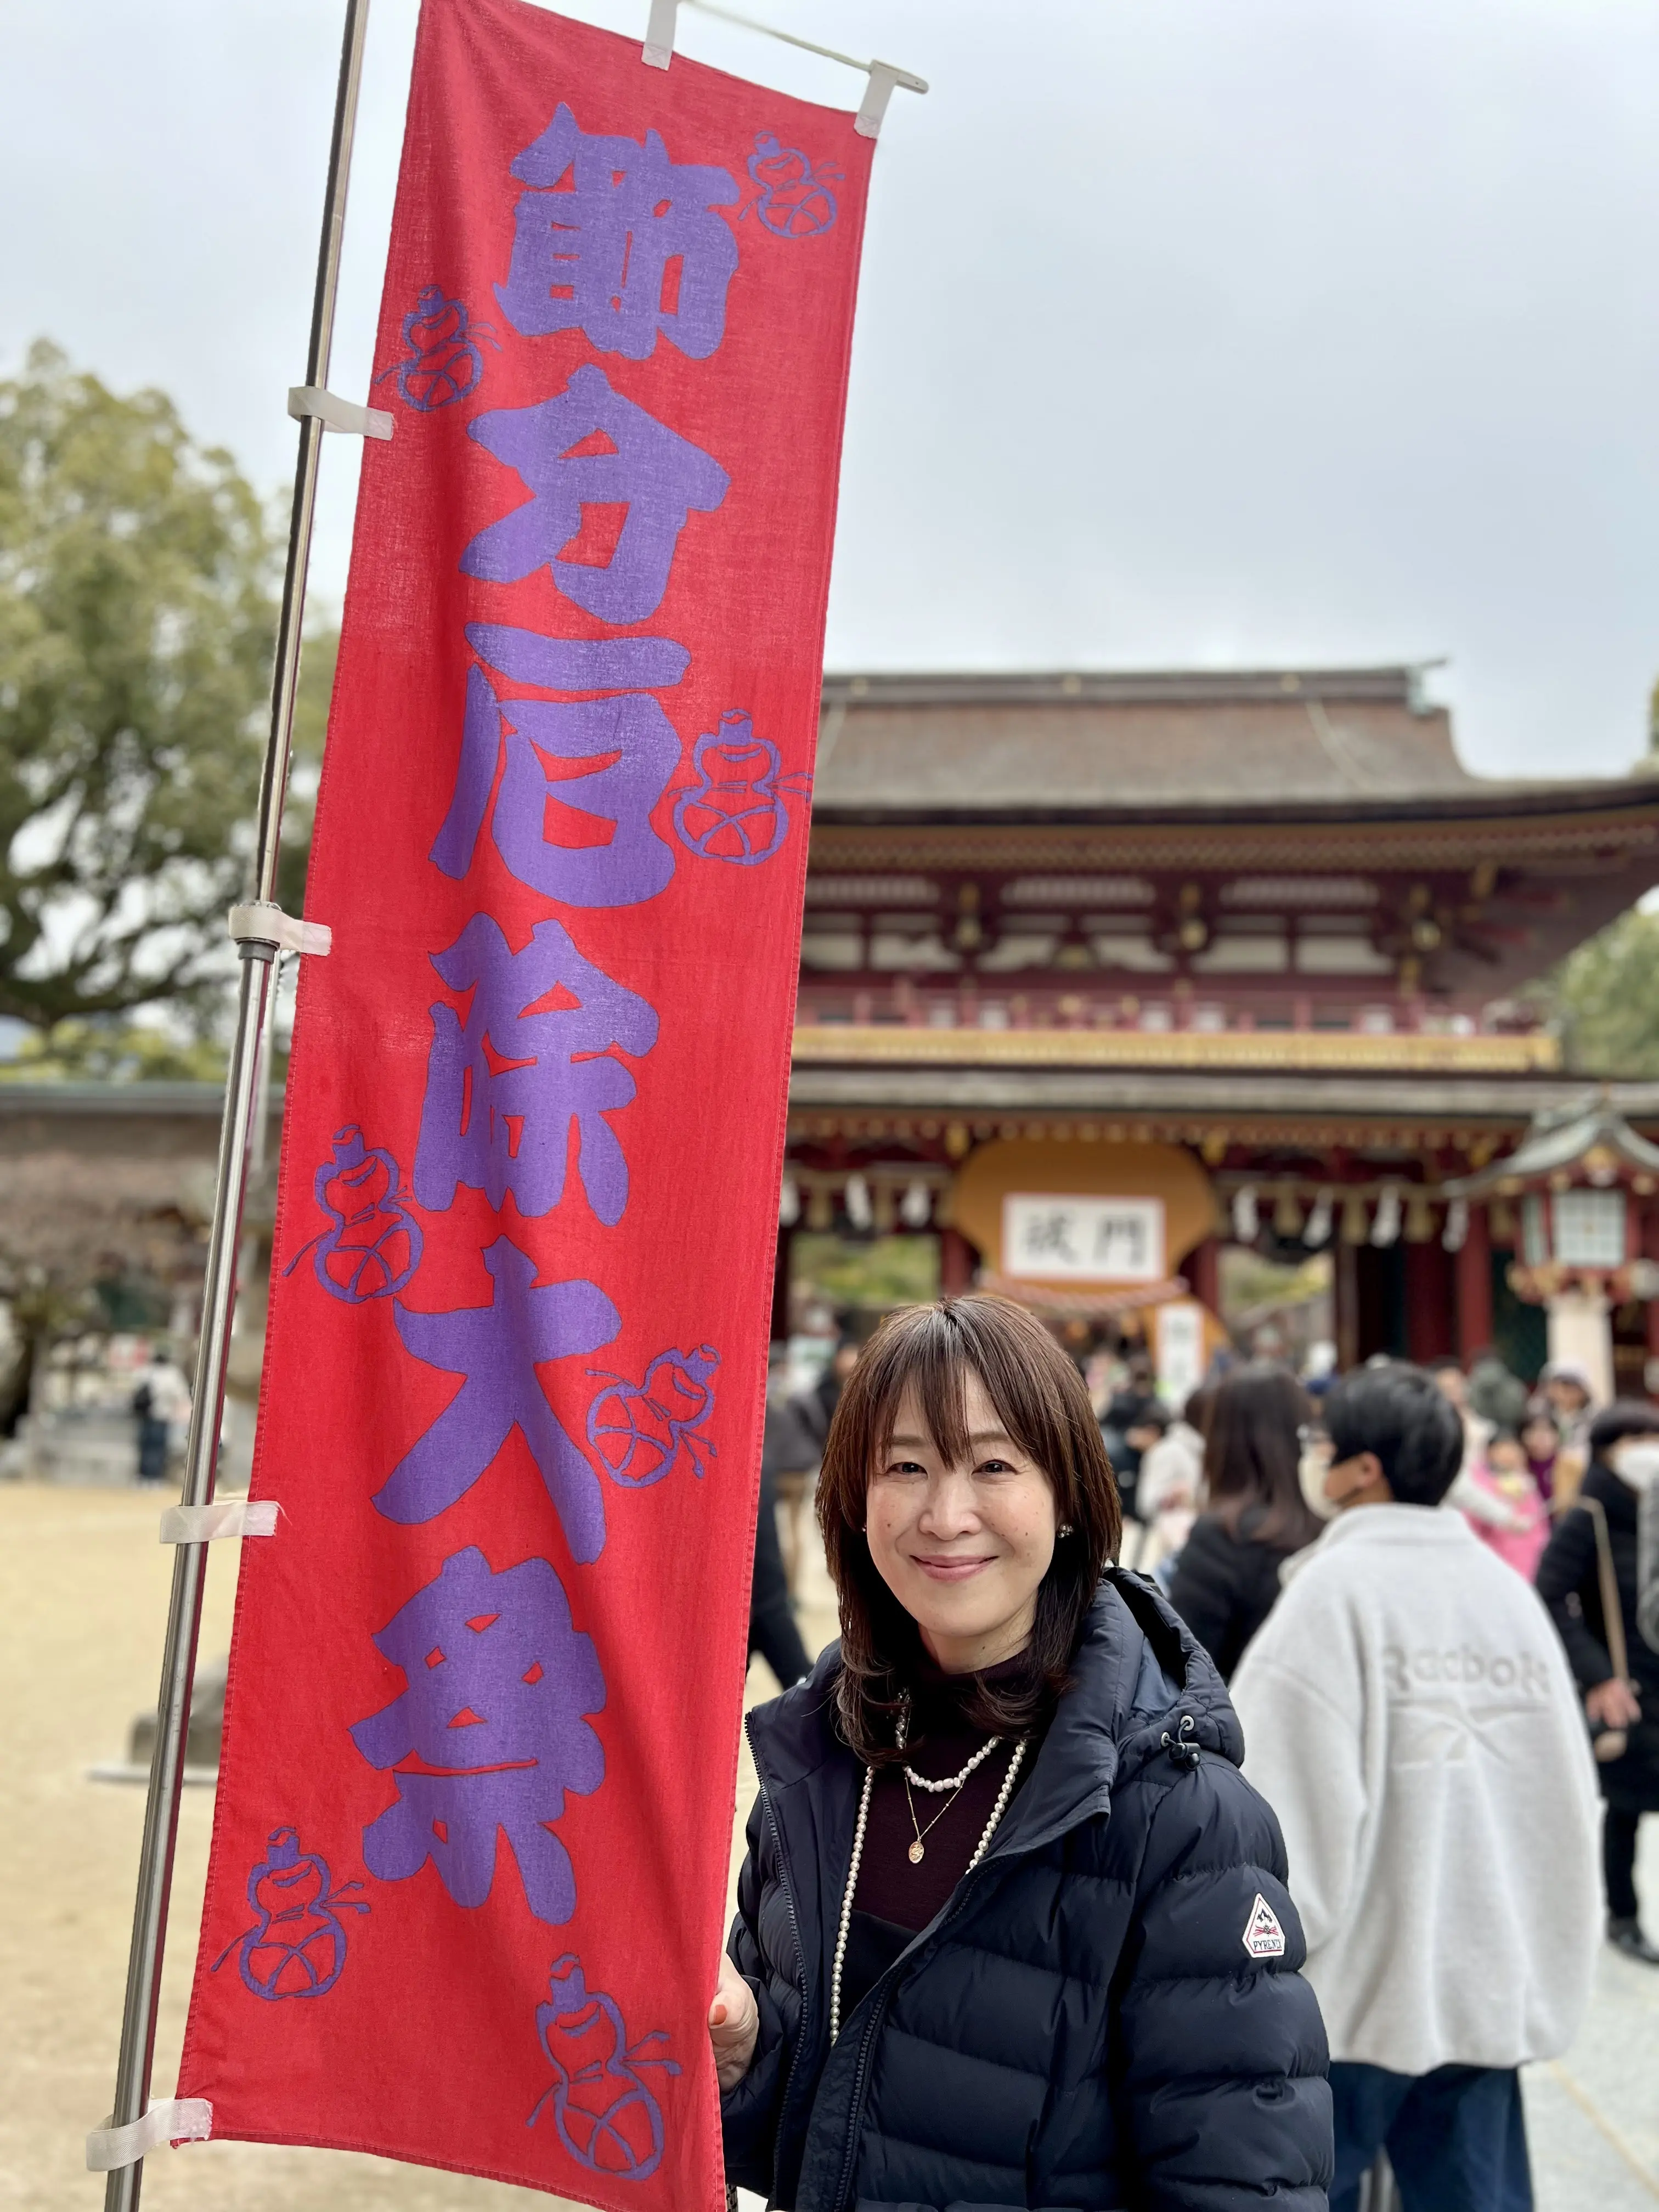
{"left": 1093, "top": 1339, "right": 1659, "bottom": 1963}
{"left": 1101, "top": 1336, "right": 1659, "bottom": 2202}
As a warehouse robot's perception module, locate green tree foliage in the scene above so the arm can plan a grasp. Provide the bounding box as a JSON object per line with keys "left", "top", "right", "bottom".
{"left": 0, "top": 340, "right": 335, "bottom": 1040}
{"left": 0, "top": 1018, "right": 230, "bottom": 1084}
{"left": 789, "top": 1232, "right": 943, "bottom": 1316}
{"left": 1534, "top": 906, "right": 1659, "bottom": 1076}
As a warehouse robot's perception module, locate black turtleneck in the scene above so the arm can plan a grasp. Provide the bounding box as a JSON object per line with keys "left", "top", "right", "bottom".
{"left": 840, "top": 1654, "right": 1044, "bottom": 2019}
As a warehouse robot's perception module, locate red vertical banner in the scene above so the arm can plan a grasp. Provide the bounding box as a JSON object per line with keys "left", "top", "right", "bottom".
{"left": 177, "top": 4, "right": 873, "bottom": 2203}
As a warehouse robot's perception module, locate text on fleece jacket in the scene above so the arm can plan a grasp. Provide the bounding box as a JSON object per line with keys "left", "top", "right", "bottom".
{"left": 1229, "top": 1503, "right": 1600, "bottom": 2077}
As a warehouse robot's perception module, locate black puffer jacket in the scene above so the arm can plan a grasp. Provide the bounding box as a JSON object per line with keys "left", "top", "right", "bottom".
{"left": 1538, "top": 1460, "right": 1659, "bottom": 1812}
{"left": 723, "top": 1572, "right": 1331, "bottom": 2211}
{"left": 1166, "top": 1509, "right": 1307, "bottom": 1680}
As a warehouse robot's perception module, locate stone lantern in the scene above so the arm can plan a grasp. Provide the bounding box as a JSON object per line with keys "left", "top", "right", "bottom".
{"left": 1449, "top": 1097, "right": 1659, "bottom": 1404}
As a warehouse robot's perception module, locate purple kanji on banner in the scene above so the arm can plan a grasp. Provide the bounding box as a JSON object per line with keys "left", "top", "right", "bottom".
{"left": 497, "top": 101, "right": 738, "bottom": 360}
{"left": 374, "top": 1234, "right": 618, "bottom": 1556}
{"left": 466, "top": 622, "right": 690, "bottom": 694}
{"left": 414, "top": 912, "right": 658, "bottom": 1224}
{"left": 431, "top": 666, "right": 680, "bottom": 909}
{"left": 460, "top": 364, "right": 729, "bottom": 623}
{"left": 350, "top": 1548, "right": 605, "bottom": 1925}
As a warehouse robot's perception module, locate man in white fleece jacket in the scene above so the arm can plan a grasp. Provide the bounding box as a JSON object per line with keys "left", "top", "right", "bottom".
{"left": 1231, "top": 1361, "right": 1600, "bottom": 2212}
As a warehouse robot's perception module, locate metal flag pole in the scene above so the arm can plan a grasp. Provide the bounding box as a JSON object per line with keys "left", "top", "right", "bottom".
{"left": 99, "top": 4, "right": 373, "bottom": 2204}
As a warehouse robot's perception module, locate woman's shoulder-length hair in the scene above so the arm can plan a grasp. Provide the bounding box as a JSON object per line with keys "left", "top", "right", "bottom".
{"left": 1202, "top": 1359, "right": 1321, "bottom": 1550}
{"left": 814, "top": 1295, "right": 1122, "bottom": 1765}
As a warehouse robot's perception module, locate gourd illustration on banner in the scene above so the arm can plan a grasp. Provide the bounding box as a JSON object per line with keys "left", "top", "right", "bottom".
{"left": 287, "top": 1125, "right": 424, "bottom": 1301}
{"left": 174, "top": 4, "right": 887, "bottom": 2208}
{"left": 375, "top": 284, "right": 502, "bottom": 411}
{"left": 529, "top": 1953, "right": 681, "bottom": 2179}
{"left": 210, "top": 1829, "right": 369, "bottom": 2001}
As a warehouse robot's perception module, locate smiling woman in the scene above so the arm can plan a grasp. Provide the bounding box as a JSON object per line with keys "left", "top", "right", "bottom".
{"left": 821, "top": 1299, "right": 1119, "bottom": 1759}
{"left": 710, "top": 1294, "right": 1333, "bottom": 2212}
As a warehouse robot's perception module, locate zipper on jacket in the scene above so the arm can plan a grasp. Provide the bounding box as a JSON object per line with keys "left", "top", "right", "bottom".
{"left": 828, "top": 1867, "right": 991, "bottom": 2212}
{"left": 824, "top": 1777, "right": 1129, "bottom": 2212}
{"left": 830, "top": 1996, "right": 884, "bottom": 2212}
{"left": 746, "top": 1713, "right": 812, "bottom": 2208}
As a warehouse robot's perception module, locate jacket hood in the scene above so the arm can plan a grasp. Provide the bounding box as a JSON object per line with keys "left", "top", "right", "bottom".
{"left": 746, "top": 1570, "right": 1243, "bottom": 1861}
{"left": 1584, "top": 1457, "right": 1639, "bottom": 1531}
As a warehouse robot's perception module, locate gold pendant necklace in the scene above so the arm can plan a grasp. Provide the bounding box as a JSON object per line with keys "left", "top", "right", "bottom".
{"left": 893, "top": 1696, "right": 1011, "bottom": 1864}
{"left": 902, "top": 1769, "right": 971, "bottom": 1862}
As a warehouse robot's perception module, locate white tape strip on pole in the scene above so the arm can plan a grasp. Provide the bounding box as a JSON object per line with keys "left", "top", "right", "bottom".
{"left": 87, "top": 2102, "right": 212, "bottom": 2174}
{"left": 286, "top": 385, "right": 393, "bottom": 439}
{"left": 158, "top": 1500, "right": 279, "bottom": 1546}
{"left": 227, "top": 902, "right": 334, "bottom": 959}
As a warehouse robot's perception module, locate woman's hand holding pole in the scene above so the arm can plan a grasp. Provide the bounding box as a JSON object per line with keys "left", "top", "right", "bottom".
{"left": 709, "top": 1952, "right": 760, "bottom": 2091}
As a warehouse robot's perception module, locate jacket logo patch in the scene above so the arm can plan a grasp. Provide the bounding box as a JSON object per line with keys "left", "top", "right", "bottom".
{"left": 1242, "top": 1893, "right": 1286, "bottom": 1960}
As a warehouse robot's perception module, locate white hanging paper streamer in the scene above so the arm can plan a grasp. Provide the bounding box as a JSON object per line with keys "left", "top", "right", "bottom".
{"left": 778, "top": 1176, "right": 800, "bottom": 1228}
{"left": 1304, "top": 1193, "right": 1333, "bottom": 1250}
{"left": 1371, "top": 1184, "right": 1402, "bottom": 1248}
{"left": 1442, "top": 1197, "right": 1470, "bottom": 1254}
{"left": 844, "top": 1174, "right": 873, "bottom": 1232}
{"left": 1232, "top": 1185, "right": 1259, "bottom": 1244}
{"left": 900, "top": 1180, "right": 932, "bottom": 1228}
{"left": 87, "top": 2100, "right": 212, "bottom": 2172}
{"left": 159, "top": 1499, "right": 279, "bottom": 1546}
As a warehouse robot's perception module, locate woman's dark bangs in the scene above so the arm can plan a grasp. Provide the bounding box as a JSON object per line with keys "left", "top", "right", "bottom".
{"left": 867, "top": 1310, "right": 974, "bottom": 1469}
{"left": 956, "top": 1313, "right": 1065, "bottom": 1482}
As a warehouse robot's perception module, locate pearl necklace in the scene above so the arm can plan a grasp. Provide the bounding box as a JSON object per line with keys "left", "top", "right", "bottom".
{"left": 894, "top": 1702, "right": 1008, "bottom": 1863}
{"left": 896, "top": 1700, "right": 1007, "bottom": 1795}
{"left": 829, "top": 1732, "right": 1028, "bottom": 2042}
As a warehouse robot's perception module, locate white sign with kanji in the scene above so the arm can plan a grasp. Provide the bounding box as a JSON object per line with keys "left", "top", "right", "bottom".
{"left": 1002, "top": 1193, "right": 1166, "bottom": 1283}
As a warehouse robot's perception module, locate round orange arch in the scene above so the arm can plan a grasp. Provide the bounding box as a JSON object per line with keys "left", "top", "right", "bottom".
{"left": 952, "top": 1138, "right": 1221, "bottom": 1291}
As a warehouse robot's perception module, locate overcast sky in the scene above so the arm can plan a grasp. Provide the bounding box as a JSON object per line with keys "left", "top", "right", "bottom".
{"left": 8, "top": 0, "right": 1659, "bottom": 778}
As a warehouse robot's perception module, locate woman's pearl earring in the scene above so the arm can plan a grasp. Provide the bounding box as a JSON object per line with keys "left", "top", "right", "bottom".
{"left": 1058, "top": 1523, "right": 1074, "bottom": 1538}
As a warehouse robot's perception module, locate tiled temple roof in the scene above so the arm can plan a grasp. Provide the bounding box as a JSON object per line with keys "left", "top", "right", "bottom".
{"left": 814, "top": 665, "right": 1650, "bottom": 820}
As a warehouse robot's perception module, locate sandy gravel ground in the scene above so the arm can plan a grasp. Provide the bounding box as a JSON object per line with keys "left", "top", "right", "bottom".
{"left": 4, "top": 1479, "right": 1655, "bottom": 2211}
{"left": 0, "top": 1481, "right": 836, "bottom": 2212}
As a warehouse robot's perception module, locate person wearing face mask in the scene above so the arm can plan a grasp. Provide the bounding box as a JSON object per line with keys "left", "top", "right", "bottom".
{"left": 1230, "top": 1363, "right": 1600, "bottom": 2212}
{"left": 1536, "top": 1401, "right": 1659, "bottom": 1964}
{"left": 710, "top": 1295, "right": 1331, "bottom": 2212}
